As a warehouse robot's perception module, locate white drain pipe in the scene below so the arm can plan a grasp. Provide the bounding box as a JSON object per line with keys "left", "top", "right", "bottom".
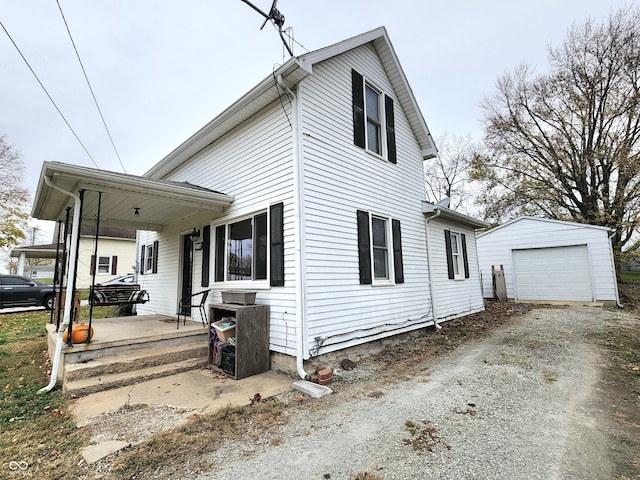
{"left": 39, "top": 176, "right": 82, "bottom": 393}
{"left": 277, "top": 74, "right": 310, "bottom": 380}
{"left": 425, "top": 208, "right": 442, "bottom": 329}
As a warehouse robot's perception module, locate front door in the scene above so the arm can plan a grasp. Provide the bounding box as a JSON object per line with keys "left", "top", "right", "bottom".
{"left": 180, "top": 234, "right": 194, "bottom": 316}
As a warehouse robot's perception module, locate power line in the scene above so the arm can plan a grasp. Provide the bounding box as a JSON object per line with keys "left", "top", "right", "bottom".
{"left": 0, "top": 20, "right": 100, "bottom": 169}
{"left": 56, "top": 0, "right": 127, "bottom": 174}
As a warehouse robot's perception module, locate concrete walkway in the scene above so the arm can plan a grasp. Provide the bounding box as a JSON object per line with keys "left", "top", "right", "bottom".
{"left": 73, "top": 368, "right": 293, "bottom": 463}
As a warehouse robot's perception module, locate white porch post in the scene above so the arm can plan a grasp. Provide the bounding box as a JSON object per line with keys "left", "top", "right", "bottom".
{"left": 16, "top": 252, "right": 26, "bottom": 276}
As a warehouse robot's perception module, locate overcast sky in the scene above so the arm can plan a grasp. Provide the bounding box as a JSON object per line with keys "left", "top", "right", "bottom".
{"left": 0, "top": 0, "right": 633, "bottom": 238}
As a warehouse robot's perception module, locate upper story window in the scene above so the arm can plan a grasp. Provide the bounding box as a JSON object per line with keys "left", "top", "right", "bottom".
{"left": 365, "top": 85, "right": 382, "bottom": 155}
{"left": 352, "top": 69, "right": 397, "bottom": 163}
{"left": 357, "top": 210, "right": 404, "bottom": 286}
{"left": 445, "top": 229, "right": 469, "bottom": 280}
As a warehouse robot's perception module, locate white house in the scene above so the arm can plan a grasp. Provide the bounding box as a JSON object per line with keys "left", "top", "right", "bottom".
{"left": 10, "top": 226, "right": 137, "bottom": 289}
{"left": 476, "top": 216, "right": 620, "bottom": 305}
{"left": 31, "top": 27, "right": 487, "bottom": 377}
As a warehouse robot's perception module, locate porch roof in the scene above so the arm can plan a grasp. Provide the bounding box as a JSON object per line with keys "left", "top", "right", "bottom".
{"left": 31, "top": 161, "right": 234, "bottom": 232}
{"left": 422, "top": 201, "right": 488, "bottom": 229}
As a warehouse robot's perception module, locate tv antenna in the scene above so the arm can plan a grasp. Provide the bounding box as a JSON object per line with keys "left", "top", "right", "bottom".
{"left": 240, "top": 0, "right": 294, "bottom": 57}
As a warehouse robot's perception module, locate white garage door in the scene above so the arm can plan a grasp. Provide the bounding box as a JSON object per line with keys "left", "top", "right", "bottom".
{"left": 512, "top": 245, "right": 593, "bottom": 301}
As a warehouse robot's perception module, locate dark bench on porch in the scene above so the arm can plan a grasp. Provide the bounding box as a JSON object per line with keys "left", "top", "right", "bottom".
{"left": 90, "top": 284, "right": 149, "bottom": 306}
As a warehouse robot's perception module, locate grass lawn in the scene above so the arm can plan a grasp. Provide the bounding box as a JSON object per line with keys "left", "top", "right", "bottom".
{"left": 620, "top": 271, "right": 640, "bottom": 282}
{"left": 0, "top": 306, "right": 119, "bottom": 479}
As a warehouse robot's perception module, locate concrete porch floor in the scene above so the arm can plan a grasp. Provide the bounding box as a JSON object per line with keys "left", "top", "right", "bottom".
{"left": 47, "top": 313, "right": 208, "bottom": 351}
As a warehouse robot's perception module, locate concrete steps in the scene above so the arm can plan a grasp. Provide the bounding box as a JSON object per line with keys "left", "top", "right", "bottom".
{"left": 62, "top": 338, "right": 209, "bottom": 396}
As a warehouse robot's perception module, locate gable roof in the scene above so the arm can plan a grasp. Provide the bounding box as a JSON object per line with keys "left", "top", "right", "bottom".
{"left": 477, "top": 216, "right": 614, "bottom": 238}
{"left": 146, "top": 27, "right": 437, "bottom": 179}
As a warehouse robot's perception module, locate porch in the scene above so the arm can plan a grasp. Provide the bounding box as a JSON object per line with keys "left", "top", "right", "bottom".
{"left": 46, "top": 314, "right": 209, "bottom": 395}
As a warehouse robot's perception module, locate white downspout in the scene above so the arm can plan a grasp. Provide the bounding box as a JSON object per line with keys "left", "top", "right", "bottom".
{"left": 277, "top": 74, "right": 310, "bottom": 379}
{"left": 425, "top": 208, "right": 442, "bottom": 329}
{"left": 608, "top": 230, "right": 623, "bottom": 308}
{"left": 39, "top": 176, "right": 82, "bottom": 393}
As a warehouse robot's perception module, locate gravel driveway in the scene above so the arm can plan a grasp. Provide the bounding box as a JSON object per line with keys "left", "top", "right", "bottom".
{"left": 193, "top": 306, "right": 630, "bottom": 480}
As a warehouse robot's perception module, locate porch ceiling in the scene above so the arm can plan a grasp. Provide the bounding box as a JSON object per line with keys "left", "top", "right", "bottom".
{"left": 32, "top": 162, "right": 234, "bottom": 232}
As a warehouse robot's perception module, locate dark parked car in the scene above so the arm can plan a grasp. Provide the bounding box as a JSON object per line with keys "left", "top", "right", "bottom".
{"left": 0, "top": 274, "right": 55, "bottom": 309}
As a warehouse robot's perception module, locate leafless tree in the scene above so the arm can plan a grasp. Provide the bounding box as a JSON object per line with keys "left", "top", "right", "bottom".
{"left": 471, "top": 6, "right": 640, "bottom": 256}
{"left": 0, "top": 134, "right": 29, "bottom": 249}
{"left": 425, "top": 132, "right": 478, "bottom": 215}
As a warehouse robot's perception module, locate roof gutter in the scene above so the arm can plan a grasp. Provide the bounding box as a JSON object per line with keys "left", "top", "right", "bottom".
{"left": 39, "top": 176, "right": 81, "bottom": 393}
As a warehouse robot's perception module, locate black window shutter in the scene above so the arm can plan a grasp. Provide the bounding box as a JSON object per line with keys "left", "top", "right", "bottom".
{"left": 461, "top": 233, "right": 470, "bottom": 279}
{"left": 270, "top": 202, "right": 285, "bottom": 286}
{"left": 444, "top": 230, "right": 454, "bottom": 280}
{"left": 352, "top": 69, "right": 365, "bottom": 148}
{"left": 392, "top": 219, "right": 404, "bottom": 284}
{"left": 152, "top": 240, "right": 159, "bottom": 274}
{"left": 385, "top": 95, "right": 397, "bottom": 164}
{"left": 357, "top": 210, "right": 372, "bottom": 284}
{"left": 139, "top": 246, "right": 145, "bottom": 276}
{"left": 90, "top": 255, "right": 96, "bottom": 275}
{"left": 111, "top": 256, "right": 118, "bottom": 275}
{"left": 255, "top": 213, "right": 268, "bottom": 280}
{"left": 214, "top": 225, "right": 225, "bottom": 282}
{"left": 201, "top": 225, "right": 210, "bottom": 287}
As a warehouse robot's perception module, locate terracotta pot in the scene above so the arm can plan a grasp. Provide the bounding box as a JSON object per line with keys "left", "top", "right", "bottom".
{"left": 63, "top": 324, "right": 94, "bottom": 344}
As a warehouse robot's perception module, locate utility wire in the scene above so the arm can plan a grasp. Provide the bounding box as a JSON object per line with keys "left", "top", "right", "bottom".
{"left": 0, "top": 20, "right": 100, "bottom": 169}
{"left": 56, "top": 0, "right": 126, "bottom": 173}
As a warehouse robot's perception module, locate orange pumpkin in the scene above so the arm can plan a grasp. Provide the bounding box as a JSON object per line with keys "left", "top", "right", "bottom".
{"left": 63, "top": 323, "right": 94, "bottom": 343}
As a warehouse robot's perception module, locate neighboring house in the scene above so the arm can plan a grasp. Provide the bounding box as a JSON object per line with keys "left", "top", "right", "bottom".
{"left": 476, "top": 216, "right": 620, "bottom": 305}
{"left": 10, "top": 226, "right": 136, "bottom": 289}
{"left": 31, "top": 27, "right": 487, "bottom": 374}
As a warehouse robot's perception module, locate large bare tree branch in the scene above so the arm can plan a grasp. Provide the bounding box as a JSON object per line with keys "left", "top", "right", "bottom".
{"left": 472, "top": 6, "right": 640, "bottom": 255}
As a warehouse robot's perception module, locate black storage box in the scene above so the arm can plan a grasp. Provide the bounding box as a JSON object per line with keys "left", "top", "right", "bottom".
{"left": 220, "top": 344, "right": 236, "bottom": 376}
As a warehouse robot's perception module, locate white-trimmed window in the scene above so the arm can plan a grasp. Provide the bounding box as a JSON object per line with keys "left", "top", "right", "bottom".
{"left": 352, "top": 69, "right": 397, "bottom": 163}
{"left": 365, "top": 84, "right": 382, "bottom": 155}
{"left": 371, "top": 215, "right": 389, "bottom": 280}
{"left": 145, "top": 244, "right": 154, "bottom": 273}
{"left": 97, "top": 256, "right": 111, "bottom": 274}
{"left": 139, "top": 241, "right": 158, "bottom": 275}
{"left": 217, "top": 212, "right": 267, "bottom": 282}
{"left": 357, "top": 210, "right": 404, "bottom": 285}
{"left": 90, "top": 255, "right": 118, "bottom": 275}
{"left": 214, "top": 203, "right": 285, "bottom": 286}
{"left": 445, "top": 230, "right": 469, "bottom": 280}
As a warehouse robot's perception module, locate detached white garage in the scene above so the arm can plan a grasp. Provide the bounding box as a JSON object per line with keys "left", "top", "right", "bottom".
{"left": 477, "top": 217, "right": 620, "bottom": 305}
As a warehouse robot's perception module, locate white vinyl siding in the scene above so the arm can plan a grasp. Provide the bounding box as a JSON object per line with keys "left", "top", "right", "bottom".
{"left": 429, "top": 220, "right": 484, "bottom": 321}
{"left": 298, "top": 44, "right": 434, "bottom": 356}
{"left": 476, "top": 217, "right": 619, "bottom": 303}
{"left": 137, "top": 100, "right": 297, "bottom": 345}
